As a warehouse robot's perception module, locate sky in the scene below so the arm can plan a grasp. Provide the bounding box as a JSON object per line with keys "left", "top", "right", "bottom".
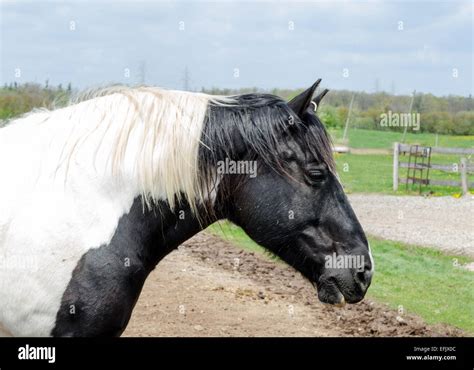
{"left": 0, "top": 0, "right": 472, "bottom": 96}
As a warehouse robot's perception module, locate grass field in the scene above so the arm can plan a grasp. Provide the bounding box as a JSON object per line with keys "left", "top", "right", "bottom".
{"left": 328, "top": 128, "right": 474, "bottom": 149}
{"left": 335, "top": 153, "right": 473, "bottom": 196}
{"left": 325, "top": 129, "right": 473, "bottom": 196}
{"left": 207, "top": 221, "right": 474, "bottom": 333}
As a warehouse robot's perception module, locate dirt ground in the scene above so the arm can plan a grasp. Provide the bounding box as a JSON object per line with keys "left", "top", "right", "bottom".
{"left": 123, "top": 233, "right": 464, "bottom": 337}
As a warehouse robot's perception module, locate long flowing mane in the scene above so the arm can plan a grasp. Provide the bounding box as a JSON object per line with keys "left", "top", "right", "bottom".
{"left": 1, "top": 86, "right": 335, "bottom": 215}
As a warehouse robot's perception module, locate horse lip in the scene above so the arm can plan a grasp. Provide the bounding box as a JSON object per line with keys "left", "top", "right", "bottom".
{"left": 333, "top": 296, "right": 346, "bottom": 307}
{"left": 312, "top": 280, "right": 346, "bottom": 307}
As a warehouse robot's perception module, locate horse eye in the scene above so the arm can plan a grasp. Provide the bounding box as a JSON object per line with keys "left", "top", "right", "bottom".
{"left": 306, "top": 167, "right": 326, "bottom": 183}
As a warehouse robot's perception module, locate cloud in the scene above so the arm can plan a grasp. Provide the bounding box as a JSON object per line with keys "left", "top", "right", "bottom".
{"left": 0, "top": 0, "right": 472, "bottom": 96}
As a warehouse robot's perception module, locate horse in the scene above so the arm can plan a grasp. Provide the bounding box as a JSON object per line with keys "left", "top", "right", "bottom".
{"left": 0, "top": 79, "right": 373, "bottom": 337}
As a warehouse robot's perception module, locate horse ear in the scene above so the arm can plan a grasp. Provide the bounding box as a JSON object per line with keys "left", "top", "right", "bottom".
{"left": 311, "top": 88, "right": 329, "bottom": 112}
{"left": 288, "top": 79, "right": 321, "bottom": 117}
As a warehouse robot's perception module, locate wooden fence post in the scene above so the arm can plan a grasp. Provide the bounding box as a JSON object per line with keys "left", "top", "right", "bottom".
{"left": 393, "top": 142, "right": 399, "bottom": 191}
{"left": 460, "top": 157, "right": 468, "bottom": 195}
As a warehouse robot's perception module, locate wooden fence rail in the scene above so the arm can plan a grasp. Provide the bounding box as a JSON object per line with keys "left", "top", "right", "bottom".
{"left": 393, "top": 142, "right": 474, "bottom": 194}
{"left": 398, "top": 144, "right": 474, "bottom": 156}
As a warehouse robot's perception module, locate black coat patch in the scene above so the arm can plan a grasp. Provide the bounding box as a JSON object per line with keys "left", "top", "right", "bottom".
{"left": 51, "top": 197, "right": 206, "bottom": 337}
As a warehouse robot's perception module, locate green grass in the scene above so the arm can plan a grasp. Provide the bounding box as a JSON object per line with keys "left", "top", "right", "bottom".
{"left": 208, "top": 221, "right": 273, "bottom": 255}
{"left": 207, "top": 221, "right": 474, "bottom": 333}
{"left": 368, "top": 237, "right": 473, "bottom": 333}
{"left": 328, "top": 128, "right": 474, "bottom": 149}
{"left": 335, "top": 153, "right": 474, "bottom": 196}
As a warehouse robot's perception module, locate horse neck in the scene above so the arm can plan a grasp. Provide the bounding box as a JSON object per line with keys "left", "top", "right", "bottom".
{"left": 119, "top": 198, "right": 215, "bottom": 268}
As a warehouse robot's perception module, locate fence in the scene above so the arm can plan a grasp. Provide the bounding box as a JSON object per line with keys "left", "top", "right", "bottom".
{"left": 392, "top": 142, "right": 474, "bottom": 194}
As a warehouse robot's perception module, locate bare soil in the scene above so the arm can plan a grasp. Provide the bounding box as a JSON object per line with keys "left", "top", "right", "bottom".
{"left": 123, "top": 233, "right": 464, "bottom": 337}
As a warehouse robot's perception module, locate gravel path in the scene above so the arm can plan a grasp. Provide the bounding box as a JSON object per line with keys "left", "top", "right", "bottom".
{"left": 348, "top": 194, "right": 474, "bottom": 258}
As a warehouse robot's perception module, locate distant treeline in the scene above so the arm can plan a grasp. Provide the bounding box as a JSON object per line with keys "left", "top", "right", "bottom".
{"left": 1, "top": 83, "right": 473, "bottom": 135}
{"left": 0, "top": 83, "right": 71, "bottom": 121}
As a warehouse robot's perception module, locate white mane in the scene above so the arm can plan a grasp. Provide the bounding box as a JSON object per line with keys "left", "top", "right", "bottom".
{"left": 4, "top": 86, "right": 235, "bottom": 213}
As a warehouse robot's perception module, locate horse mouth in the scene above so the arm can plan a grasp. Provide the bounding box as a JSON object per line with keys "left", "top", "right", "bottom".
{"left": 333, "top": 296, "right": 346, "bottom": 308}
{"left": 312, "top": 278, "right": 355, "bottom": 307}
{"left": 312, "top": 281, "right": 346, "bottom": 307}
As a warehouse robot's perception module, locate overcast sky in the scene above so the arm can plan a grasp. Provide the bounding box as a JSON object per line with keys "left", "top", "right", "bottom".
{"left": 0, "top": 0, "right": 472, "bottom": 96}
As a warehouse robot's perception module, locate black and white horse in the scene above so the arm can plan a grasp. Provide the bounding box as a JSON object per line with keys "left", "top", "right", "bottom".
{"left": 0, "top": 79, "right": 373, "bottom": 337}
